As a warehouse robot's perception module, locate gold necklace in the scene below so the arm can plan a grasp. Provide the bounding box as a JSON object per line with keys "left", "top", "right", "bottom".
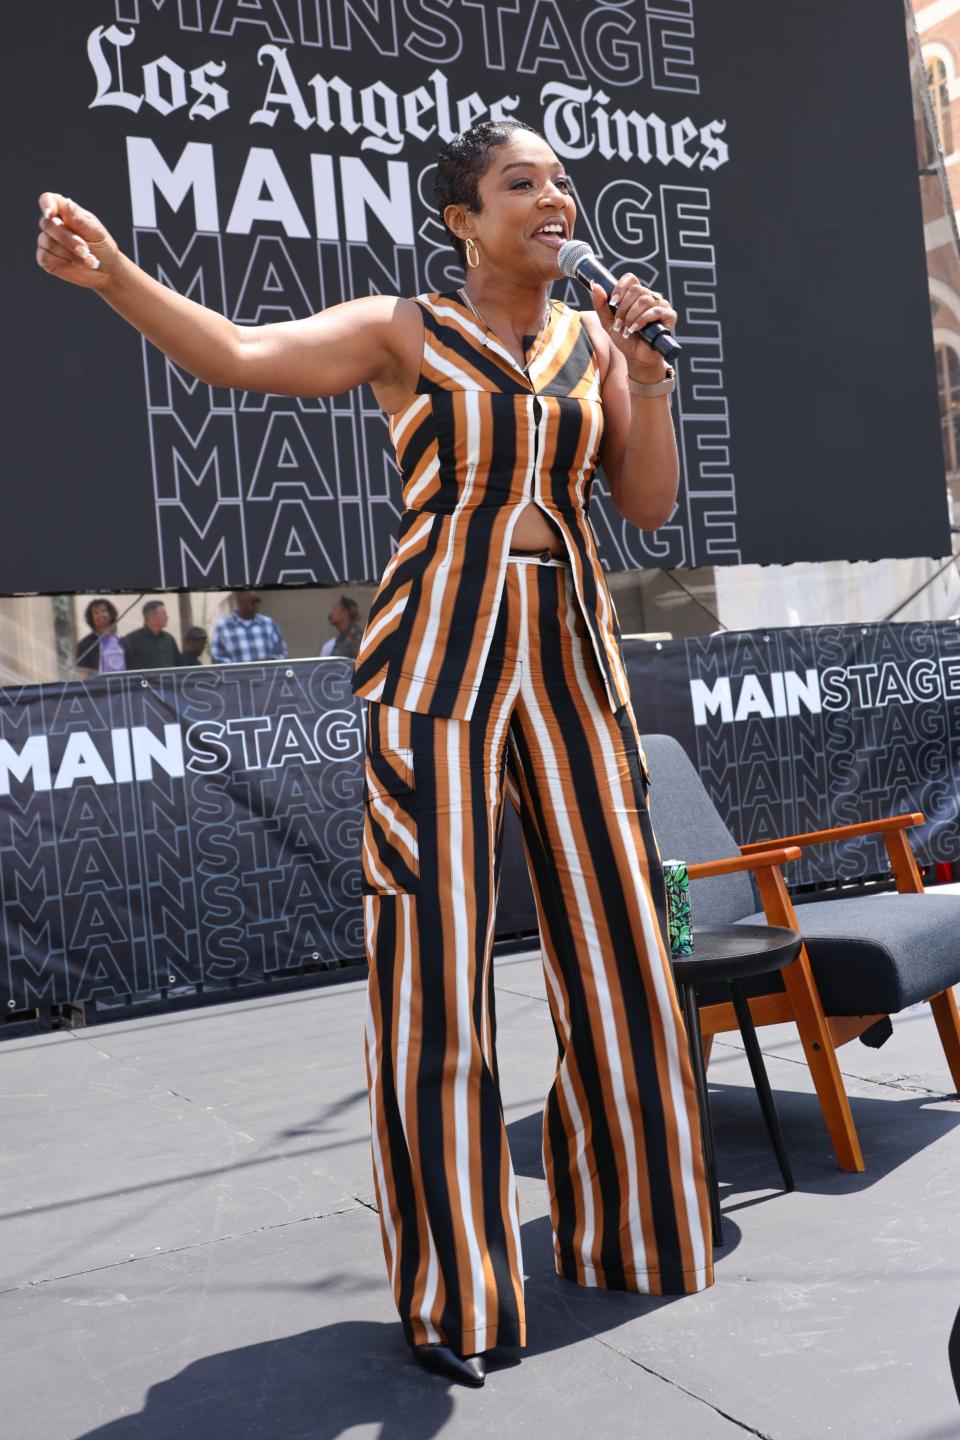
{"left": 458, "top": 288, "right": 552, "bottom": 376}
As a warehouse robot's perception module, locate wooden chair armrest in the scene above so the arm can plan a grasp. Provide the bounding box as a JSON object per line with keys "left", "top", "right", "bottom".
{"left": 686, "top": 845, "right": 802, "bottom": 880}
{"left": 739, "top": 813, "right": 924, "bottom": 854}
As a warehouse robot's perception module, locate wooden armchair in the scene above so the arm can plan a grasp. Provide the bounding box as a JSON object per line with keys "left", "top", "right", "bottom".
{"left": 643, "top": 734, "right": 960, "bottom": 1173}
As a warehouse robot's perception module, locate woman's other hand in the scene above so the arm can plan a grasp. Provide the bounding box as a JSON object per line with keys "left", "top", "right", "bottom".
{"left": 36, "top": 193, "right": 118, "bottom": 290}
{"left": 591, "top": 276, "right": 677, "bottom": 377}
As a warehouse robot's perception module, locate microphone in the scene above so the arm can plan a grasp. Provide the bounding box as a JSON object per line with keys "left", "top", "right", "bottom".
{"left": 557, "top": 240, "right": 682, "bottom": 363}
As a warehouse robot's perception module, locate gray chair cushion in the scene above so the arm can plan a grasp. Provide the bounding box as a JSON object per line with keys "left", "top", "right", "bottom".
{"left": 694, "top": 895, "right": 960, "bottom": 1016}
{"left": 642, "top": 734, "right": 757, "bottom": 925}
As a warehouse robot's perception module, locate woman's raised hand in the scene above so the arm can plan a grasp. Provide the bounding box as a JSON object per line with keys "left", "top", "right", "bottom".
{"left": 36, "top": 194, "right": 118, "bottom": 291}
{"left": 591, "top": 276, "right": 678, "bottom": 377}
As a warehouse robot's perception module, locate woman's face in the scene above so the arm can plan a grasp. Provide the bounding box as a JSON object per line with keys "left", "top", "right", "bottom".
{"left": 90, "top": 603, "right": 112, "bottom": 633}
{"left": 452, "top": 132, "right": 576, "bottom": 283}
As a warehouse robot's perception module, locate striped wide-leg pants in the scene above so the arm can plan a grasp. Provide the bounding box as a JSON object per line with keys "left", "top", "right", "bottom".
{"left": 362, "top": 556, "right": 714, "bottom": 1354}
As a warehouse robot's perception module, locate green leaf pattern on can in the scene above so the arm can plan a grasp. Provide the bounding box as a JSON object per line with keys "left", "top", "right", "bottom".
{"left": 663, "top": 860, "right": 694, "bottom": 957}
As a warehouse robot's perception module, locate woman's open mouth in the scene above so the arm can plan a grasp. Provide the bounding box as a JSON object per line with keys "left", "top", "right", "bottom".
{"left": 532, "top": 220, "right": 568, "bottom": 250}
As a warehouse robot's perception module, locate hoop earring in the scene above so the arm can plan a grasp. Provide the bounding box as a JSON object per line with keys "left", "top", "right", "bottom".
{"left": 464, "top": 237, "right": 480, "bottom": 269}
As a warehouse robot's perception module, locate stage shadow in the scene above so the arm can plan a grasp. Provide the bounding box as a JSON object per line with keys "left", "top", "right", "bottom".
{"left": 73, "top": 1170, "right": 731, "bottom": 1438}
{"left": 705, "top": 1081, "right": 960, "bottom": 1200}
{"left": 73, "top": 1319, "right": 453, "bottom": 1440}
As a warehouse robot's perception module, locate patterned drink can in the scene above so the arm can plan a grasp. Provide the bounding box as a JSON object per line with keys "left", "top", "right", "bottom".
{"left": 663, "top": 860, "right": 694, "bottom": 957}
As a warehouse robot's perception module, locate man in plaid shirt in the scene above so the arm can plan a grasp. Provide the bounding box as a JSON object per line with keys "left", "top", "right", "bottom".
{"left": 210, "top": 593, "right": 287, "bottom": 664}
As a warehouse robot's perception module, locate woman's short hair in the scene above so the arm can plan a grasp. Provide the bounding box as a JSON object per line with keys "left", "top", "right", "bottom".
{"left": 84, "top": 597, "right": 118, "bottom": 629}
{"left": 434, "top": 118, "right": 543, "bottom": 262}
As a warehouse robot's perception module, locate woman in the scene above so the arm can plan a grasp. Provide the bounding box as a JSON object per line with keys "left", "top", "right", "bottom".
{"left": 74, "top": 597, "right": 127, "bottom": 677}
{"left": 37, "top": 118, "right": 713, "bottom": 1387}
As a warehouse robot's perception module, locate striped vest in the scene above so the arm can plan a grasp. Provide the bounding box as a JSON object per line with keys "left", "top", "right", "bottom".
{"left": 351, "top": 291, "right": 633, "bottom": 720}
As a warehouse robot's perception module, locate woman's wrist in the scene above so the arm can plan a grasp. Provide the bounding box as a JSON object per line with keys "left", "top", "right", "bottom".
{"left": 98, "top": 249, "right": 131, "bottom": 301}
{"left": 627, "top": 364, "right": 676, "bottom": 399}
{"left": 627, "top": 358, "right": 669, "bottom": 384}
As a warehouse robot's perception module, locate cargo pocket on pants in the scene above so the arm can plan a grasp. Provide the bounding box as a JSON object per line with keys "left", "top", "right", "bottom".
{"left": 362, "top": 706, "right": 420, "bottom": 895}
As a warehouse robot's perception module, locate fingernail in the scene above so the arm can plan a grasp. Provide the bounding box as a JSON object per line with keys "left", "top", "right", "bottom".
{"left": 624, "top": 324, "right": 636, "bottom": 337}
{"left": 612, "top": 319, "right": 622, "bottom": 334}
{"left": 610, "top": 291, "right": 621, "bottom": 306}
{"left": 85, "top": 255, "right": 101, "bottom": 270}
{"left": 78, "top": 245, "right": 91, "bottom": 259}
{"left": 42, "top": 205, "right": 53, "bottom": 219}
{"left": 51, "top": 216, "right": 63, "bottom": 228}
{"left": 65, "top": 197, "right": 75, "bottom": 212}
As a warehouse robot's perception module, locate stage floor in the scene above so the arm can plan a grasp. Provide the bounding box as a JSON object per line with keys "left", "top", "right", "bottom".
{"left": 2, "top": 950, "right": 958, "bottom": 1439}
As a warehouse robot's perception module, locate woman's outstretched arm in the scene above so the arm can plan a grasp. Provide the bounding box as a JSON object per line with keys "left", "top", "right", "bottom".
{"left": 36, "top": 191, "right": 417, "bottom": 398}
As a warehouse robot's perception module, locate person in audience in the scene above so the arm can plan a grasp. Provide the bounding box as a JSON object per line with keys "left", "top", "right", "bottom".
{"left": 75, "top": 598, "right": 126, "bottom": 676}
{"left": 325, "top": 595, "right": 364, "bottom": 659}
{"left": 210, "top": 592, "right": 287, "bottom": 664}
{"left": 179, "top": 626, "right": 208, "bottom": 665}
{"left": 124, "top": 600, "right": 181, "bottom": 671}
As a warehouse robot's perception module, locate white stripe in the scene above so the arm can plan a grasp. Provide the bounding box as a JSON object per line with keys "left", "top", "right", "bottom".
{"left": 376, "top": 512, "right": 436, "bottom": 587}
{"left": 389, "top": 392, "right": 431, "bottom": 447}
{"left": 424, "top": 299, "right": 488, "bottom": 347}
{"left": 386, "top": 708, "right": 399, "bottom": 751}
{"left": 426, "top": 298, "right": 520, "bottom": 372}
{"left": 536, "top": 920, "right": 598, "bottom": 1265}
{"left": 394, "top": 512, "right": 435, "bottom": 558}
{"left": 479, "top": 643, "right": 523, "bottom": 1063}
{"left": 371, "top": 790, "right": 418, "bottom": 862}
{"left": 395, "top": 893, "right": 441, "bottom": 1344}
{"left": 363, "top": 826, "right": 395, "bottom": 893}
{"left": 557, "top": 1070, "right": 596, "bottom": 1267}
{"left": 574, "top": 400, "right": 602, "bottom": 507}
{"left": 487, "top": 653, "right": 521, "bottom": 811}
{"left": 360, "top": 594, "right": 407, "bottom": 651}
{"left": 527, "top": 303, "right": 569, "bottom": 387}
{"left": 504, "top": 1139, "right": 524, "bottom": 1309}
{"left": 561, "top": 594, "right": 708, "bottom": 1278}
{"left": 516, "top": 572, "right": 647, "bottom": 1269}
{"left": 446, "top": 720, "right": 488, "bottom": 1337}
{"left": 423, "top": 340, "right": 481, "bottom": 390}
{"left": 404, "top": 453, "right": 440, "bottom": 507}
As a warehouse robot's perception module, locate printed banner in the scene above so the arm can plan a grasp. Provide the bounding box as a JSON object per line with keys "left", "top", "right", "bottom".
{"left": 0, "top": 659, "right": 367, "bottom": 1011}
{"left": 626, "top": 622, "right": 960, "bottom": 884}
{"left": 0, "top": 656, "right": 534, "bottom": 1013}
{"left": 3, "top": 0, "right": 948, "bottom": 594}
{"left": 4, "top": 623, "right": 960, "bottom": 1012}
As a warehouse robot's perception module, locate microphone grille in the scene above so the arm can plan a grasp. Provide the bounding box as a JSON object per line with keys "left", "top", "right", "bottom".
{"left": 557, "top": 239, "right": 594, "bottom": 279}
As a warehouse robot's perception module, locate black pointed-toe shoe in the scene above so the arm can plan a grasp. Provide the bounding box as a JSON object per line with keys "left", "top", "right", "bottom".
{"left": 412, "top": 1344, "right": 486, "bottom": 1387}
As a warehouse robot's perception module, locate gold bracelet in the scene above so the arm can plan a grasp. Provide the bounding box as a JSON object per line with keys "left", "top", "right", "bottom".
{"left": 627, "top": 366, "right": 676, "bottom": 398}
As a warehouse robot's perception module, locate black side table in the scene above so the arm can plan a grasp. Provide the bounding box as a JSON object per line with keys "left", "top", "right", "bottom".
{"left": 672, "top": 923, "right": 802, "bottom": 1248}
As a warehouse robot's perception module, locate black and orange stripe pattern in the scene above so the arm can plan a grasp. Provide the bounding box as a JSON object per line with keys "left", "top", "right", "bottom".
{"left": 352, "top": 293, "right": 633, "bottom": 722}
{"left": 363, "top": 559, "right": 714, "bottom": 1354}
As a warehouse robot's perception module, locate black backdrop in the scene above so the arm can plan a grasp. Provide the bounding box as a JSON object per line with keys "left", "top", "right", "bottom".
{"left": 2, "top": 0, "right": 948, "bottom": 596}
